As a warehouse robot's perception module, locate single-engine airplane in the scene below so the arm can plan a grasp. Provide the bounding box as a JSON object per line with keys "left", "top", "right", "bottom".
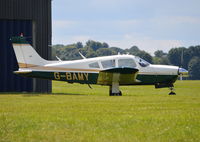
{"left": 11, "top": 36, "right": 188, "bottom": 96}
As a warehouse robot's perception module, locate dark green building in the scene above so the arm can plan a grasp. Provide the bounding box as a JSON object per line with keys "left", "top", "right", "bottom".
{"left": 0, "top": 0, "right": 52, "bottom": 93}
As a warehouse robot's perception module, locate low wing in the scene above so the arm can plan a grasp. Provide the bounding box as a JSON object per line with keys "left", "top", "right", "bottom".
{"left": 97, "top": 67, "right": 140, "bottom": 85}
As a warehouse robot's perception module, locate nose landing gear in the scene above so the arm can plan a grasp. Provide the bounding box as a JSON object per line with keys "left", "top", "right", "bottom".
{"left": 169, "top": 87, "right": 176, "bottom": 95}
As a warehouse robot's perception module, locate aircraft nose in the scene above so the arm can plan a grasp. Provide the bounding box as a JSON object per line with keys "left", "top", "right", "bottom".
{"left": 178, "top": 68, "right": 188, "bottom": 76}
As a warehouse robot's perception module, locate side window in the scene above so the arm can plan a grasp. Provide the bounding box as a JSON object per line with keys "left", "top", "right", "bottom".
{"left": 118, "top": 59, "right": 136, "bottom": 68}
{"left": 101, "top": 60, "right": 115, "bottom": 68}
{"left": 89, "top": 62, "right": 100, "bottom": 68}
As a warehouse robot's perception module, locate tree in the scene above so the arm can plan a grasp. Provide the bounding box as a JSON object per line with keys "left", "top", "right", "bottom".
{"left": 76, "top": 42, "right": 83, "bottom": 49}
{"left": 125, "top": 46, "right": 140, "bottom": 54}
{"left": 168, "top": 47, "right": 188, "bottom": 69}
{"left": 110, "top": 47, "right": 125, "bottom": 54}
{"left": 187, "top": 46, "right": 200, "bottom": 58}
{"left": 102, "top": 42, "right": 109, "bottom": 48}
{"left": 86, "top": 40, "right": 108, "bottom": 51}
{"left": 153, "top": 50, "right": 169, "bottom": 65}
{"left": 96, "top": 48, "right": 113, "bottom": 56}
{"left": 168, "top": 46, "right": 200, "bottom": 70}
{"left": 124, "top": 46, "right": 153, "bottom": 63}
{"left": 86, "top": 50, "right": 97, "bottom": 58}
{"left": 135, "top": 51, "right": 153, "bottom": 63}
{"left": 153, "top": 56, "right": 169, "bottom": 65}
{"left": 61, "top": 45, "right": 80, "bottom": 60}
{"left": 188, "top": 57, "right": 200, "bottom": 79}
{"left": 154, "top": 50, "right": 166, "bottom": 58}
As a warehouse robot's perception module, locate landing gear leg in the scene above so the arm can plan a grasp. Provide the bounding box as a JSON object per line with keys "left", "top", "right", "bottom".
{"left": 169, "top": 87, "right": 176, "bottom": 95}
{"left": 109, "top": 73, "right": 122, "bottom": 96}
{"left": 109, "top": 83, "right": 122, "bottom": 96}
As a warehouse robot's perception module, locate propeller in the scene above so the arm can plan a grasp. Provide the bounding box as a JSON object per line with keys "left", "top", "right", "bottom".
{"left": 178, "top": 67, "right": 188, "bottom": 76}
{"left": 178, "top": 49, "right": 188, "bottom": 78}
{"left": 179, "top": 49, "right": 184, "bottom": 80}
{"left": 178, "top": 50, "right": 188, "bottom": 80}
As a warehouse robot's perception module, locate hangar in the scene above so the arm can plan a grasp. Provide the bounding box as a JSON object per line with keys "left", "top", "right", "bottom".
{"left": 0, "top": 0, "right": 52, "bottom": 92}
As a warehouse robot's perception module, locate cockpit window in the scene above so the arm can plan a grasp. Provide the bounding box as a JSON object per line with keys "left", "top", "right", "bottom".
{"left": 118, "top": 59, "right": 136, "bottom": 68}
{"left": 138, "top": 58, "right": 150, "bottom": 67}
{"left": 89, "top": 62, "right": 100, "bottom": 68}
{"left": 101, "top": 60, "right": 115, "bottom": 68}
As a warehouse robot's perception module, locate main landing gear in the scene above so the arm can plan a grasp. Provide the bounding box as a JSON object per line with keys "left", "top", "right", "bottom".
{"left": 169, "top": 87, "right": 176, "bottom": 95}
{"left": 109, "top": 83, "right": 122, "bottom": 96}
{"left": 109, "top": 73, "right": 122, "bottom": 96}
{"left": 109, "top": 86, "right": 122, "bottom": 96}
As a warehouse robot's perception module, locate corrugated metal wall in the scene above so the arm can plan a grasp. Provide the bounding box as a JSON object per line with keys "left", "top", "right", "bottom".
{"left": 0, "top": 20, "right": 33, "bottom": 92}
{"left": 0, "top": 0, "right": 52, "bottom": 93}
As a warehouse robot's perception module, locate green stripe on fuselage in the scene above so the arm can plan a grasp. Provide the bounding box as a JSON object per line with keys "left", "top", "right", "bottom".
{"left": 20, "top": 71, "right": 178, "bottom": 85}
{"left": 22, "top": 71, "right": 98, "bottom": 84}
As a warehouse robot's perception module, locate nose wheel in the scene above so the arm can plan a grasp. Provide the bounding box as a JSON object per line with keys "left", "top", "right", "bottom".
{"left": 169, "top": 87, "right": 176, "bottom": 95}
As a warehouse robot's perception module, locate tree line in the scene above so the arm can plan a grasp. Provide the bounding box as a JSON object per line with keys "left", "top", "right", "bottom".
{"left": 52, "top": 40, "right": 200, "bottom": 80}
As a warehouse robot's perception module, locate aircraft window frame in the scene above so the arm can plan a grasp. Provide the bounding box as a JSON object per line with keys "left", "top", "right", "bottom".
{"left": 118, "top": 58, "right": 136, "bottom": 68}
{"left": 89, "top": 62, "right": 100, "bottom": 68}
{"left": 101, "top": 59, "right": 115, "bottom": 69}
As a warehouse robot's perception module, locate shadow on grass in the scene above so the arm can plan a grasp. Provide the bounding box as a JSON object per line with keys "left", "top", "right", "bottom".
{"left": 0, "top": 92, "right": 88, "bottom": 96}
{"left": 0, "top": 92, "right": 41, "bottom": 97}
{"left": 51, "top": 93, "right": 88, "bottom": 96}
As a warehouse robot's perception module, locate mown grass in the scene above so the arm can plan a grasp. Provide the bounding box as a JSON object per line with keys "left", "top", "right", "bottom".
{"left": 0, "top": 80, "right": 200, "bottom": 142}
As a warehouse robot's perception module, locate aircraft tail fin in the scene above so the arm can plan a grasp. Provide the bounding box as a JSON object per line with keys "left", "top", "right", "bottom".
{"left": 11, "top": 36, "right": 47, "bottom": 68}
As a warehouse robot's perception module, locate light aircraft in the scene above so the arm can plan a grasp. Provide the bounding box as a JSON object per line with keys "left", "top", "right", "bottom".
{"left": 11, "top": 36, "right": 188, "bottom": 96}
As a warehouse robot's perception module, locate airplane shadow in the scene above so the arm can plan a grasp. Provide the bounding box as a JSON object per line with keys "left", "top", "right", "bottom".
{"left": 0, "top": 92, "right": 87, "bottom": 96}
{"left": 50, "top": 93, "right": 87, "bottom": 96}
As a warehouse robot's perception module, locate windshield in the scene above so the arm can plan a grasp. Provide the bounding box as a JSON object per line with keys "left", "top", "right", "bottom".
{"left": 136, "top": 57, "right": 150, "bottom": 67}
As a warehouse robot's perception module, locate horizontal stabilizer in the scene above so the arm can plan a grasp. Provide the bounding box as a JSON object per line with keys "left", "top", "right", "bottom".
{"left": 14, "top": 70, "right": 32, "bottom": 74}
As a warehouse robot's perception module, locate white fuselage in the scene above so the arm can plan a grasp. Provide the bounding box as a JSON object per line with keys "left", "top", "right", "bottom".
{"left": 40, "top": 54, "right": 179, "bottom": 75}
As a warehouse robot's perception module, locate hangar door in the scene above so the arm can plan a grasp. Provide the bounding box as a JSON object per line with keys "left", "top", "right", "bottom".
{"left": 0, "top": 20, "right": 33, "bottom": 92}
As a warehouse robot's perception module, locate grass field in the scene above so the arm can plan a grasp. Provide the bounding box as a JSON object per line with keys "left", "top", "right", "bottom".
{"left": 0, "top": 81, "right": 200, "bottom": 142}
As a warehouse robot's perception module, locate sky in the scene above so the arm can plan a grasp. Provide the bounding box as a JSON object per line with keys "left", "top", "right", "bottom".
{"left": 52, "top": 0, "right": 200, "bottom": 54}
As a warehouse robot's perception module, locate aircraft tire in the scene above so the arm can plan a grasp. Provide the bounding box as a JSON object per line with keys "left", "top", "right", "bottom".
{"left": 109, "top": 91, "right": 114, "bottom": 96}
{"left": 169, "top": 92, "right": 176, "bottom": 95}
{"left": 119, "top": 91, "right": 122, "bottom": 96}
{"left": 109, "top": 90, "right": 122, "bottom": 96}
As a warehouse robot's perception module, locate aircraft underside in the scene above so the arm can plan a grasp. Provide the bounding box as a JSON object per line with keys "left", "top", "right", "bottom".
{"left": 20, "top": 71, "right": 177, "bottom": 84}
{"left": 19, "top": 71, "right": 178, "bottom": 96}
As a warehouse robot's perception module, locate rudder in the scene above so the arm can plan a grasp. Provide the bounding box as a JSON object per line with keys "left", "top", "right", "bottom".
{"left": 11, "top": 36, "right": 47, "bottom": 68}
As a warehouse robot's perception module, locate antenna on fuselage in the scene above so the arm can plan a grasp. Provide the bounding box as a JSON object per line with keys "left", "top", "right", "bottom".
{"left": 56, "top": 56, "right": 62, "bottom": 61}
{"left": 79, "top": 52, "right": 86, "bottom": 59}
{"left": 179, "top": 49, "right": 184, "bottom": 80}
